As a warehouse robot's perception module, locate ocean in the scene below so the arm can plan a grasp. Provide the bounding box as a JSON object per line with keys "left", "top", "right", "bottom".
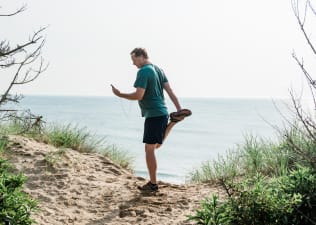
{"left": 18, "top": 96, "right": 292, "bottom": 184}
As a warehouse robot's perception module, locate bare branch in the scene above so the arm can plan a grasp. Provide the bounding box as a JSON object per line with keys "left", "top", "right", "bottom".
{"left": 292, "top": 52, "right": 316, "bottom": 88}
{"left": 299, "top": 22, "right": 316, "bottom": 55}
{"left": 308, "top": 0, "right": 316, "bottom": 16}
{"left": 305, "top": 117, "right": 316, "bottom": 130}
{"left": 307, "top": 82, "right": 316, "bottom": 109}
{"left": 0, "top": 27, "right": 46, "bottom": 57}
{"left": 303, "top": 0, "right": 309, "bottom": 25}
{"left": 0, "top": 27, "right": 48, "bottom": 107}
{"left": 289, "top": 91, "right": 316, "bottom": 143}
{"left": 0, "top": 5, "right": 26, "bottom": 17}
{"left": 0, "top": 4, "right": 47, "bottom": 136}
{"left": 0, "top": 63, "right": 24, "bottom": 105}
{"left": 292, "top": 0, "right": 316, "bottom": 55}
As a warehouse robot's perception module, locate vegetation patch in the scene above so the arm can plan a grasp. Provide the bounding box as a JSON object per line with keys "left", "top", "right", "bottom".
{"left": 0, "top": 136, "right": 38, "bottom": 225}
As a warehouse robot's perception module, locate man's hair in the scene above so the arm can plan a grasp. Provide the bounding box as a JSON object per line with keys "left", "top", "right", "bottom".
{"left": 130, "top": 48, "right": 148, "bottom": 59}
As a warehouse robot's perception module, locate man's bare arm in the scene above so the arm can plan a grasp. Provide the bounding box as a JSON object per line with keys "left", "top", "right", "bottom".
{"left": 164, "top": 82, "right": 181, "bottom": 111}
{"left": 111, "top": 85, "right": 145, "bottom": 100}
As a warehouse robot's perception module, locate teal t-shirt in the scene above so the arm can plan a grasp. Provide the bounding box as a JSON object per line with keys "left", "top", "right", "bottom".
{"left": 133, "top": 64, "right": 168, "bottom": 118}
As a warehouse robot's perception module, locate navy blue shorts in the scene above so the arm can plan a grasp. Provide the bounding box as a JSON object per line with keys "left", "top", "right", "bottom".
{"left": 143, "top": 115, "right": 169, "bottom": 144}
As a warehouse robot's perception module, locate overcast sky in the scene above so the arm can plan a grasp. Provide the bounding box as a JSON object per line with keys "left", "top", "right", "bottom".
{"left": 1, "top": 0, "right": 315, "bottom": 98}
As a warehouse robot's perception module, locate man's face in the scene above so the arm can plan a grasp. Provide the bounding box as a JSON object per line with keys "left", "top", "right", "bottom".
{"left": 131, "top": 54, "right": 145, "bottom": 68}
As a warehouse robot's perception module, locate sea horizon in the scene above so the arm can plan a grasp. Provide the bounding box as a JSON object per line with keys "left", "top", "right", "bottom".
{"left": 22, "top": 93, "right": 293, "bottom": 100}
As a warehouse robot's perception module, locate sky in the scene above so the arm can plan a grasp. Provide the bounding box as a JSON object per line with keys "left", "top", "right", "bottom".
{"left": 1, "top": 0, "right": 316, "bottom": 99}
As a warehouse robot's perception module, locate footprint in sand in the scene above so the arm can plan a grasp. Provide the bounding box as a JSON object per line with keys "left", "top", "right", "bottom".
{"left": 136, "top": 176, "right": 146, "bottom": 181}
{"left": 108, "top": 167, "right": 122, "bottom": 175}
{"left": 119, "top": 209, "right": 137, "bottom": 218}
{"left": 70, "top": 189, "right": 82, "bottom": 197}
{"left": 54, "top": 173, "right": 69, "bottom": 179}
{"left": 37, "top": 193, "right": 53, "bottom": 203}
{"left": 33, "top": 151, "right": 46, "bottom": 156}
{"left": 56, "top": 181, "right": 67, "bottom": 188}
{"left": 9, "top": 142, "right": 23, "bottom": 148}
{"left": 87, "top": 175, "right": 97, "bottom": 181}
{"left": 105, "top": 177, "right": 116, "bottom": 183}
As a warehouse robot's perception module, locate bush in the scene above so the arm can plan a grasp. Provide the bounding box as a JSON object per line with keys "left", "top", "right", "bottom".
{"left": 278, "top": 166, "right": 316, "bottom": 224}
{"left": 189, "top": 166, "right": 316, "bottom": 225}
{"left": 188, "top": 194, "right": 231, "bottom": 225}
{"left": 0, "top": 173, "right": 38, "bottom": 225}
{"left": 0, "top": 137, "right": 37, "bottom": 225}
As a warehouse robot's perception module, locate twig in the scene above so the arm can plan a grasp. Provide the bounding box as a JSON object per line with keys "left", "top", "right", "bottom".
{"left": 0, "top": 5, "right": 26, "bottom": 17}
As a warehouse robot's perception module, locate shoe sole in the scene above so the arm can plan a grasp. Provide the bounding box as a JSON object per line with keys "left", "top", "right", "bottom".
{"left": 170, "top": 109, "right": 192, "bottom": 122}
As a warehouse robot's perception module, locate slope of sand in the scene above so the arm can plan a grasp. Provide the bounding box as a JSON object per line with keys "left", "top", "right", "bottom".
{"left": 5, "top": 135, "right": 225, "bottom": 225}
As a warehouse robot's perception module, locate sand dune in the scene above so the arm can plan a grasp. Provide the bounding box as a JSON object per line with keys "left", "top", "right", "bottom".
{"left": 5, "top": 135, "right": 224, "bottom": 225}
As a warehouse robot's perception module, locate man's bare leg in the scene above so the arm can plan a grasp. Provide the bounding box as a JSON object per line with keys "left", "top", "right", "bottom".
{"left": 145, "top": 143, "right": 157, "bottom": 184}
{"left": 156, "top": 122, "right": 177, "bottom": 149}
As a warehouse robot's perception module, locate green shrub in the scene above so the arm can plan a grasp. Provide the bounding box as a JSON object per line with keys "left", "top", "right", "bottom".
{"left": 0, "top": 137, "right": 9, "bottom": 174}
{"left": 0, "top": 160, "right": 37, "bottom": 225}
{"left": 188, "top": 194, "right": 231, "bottom": 225}
{"left": 0, "top": 136, "right": 37, "bottom": 224}
{"left": 189, "top": 166, "right": 316, "bottom": 225}
{"left": 278, "top": 166, "right": 316, "bottom": 224}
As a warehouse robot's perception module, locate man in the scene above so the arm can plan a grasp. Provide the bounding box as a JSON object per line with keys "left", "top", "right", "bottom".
{"left": 111, "top": 47, "right": 182, "bottom": 192}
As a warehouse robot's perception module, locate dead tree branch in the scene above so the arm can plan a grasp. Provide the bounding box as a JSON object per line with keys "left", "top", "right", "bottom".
{"left": 0, "top": 5, "right": 26, "bottom": 17}
{"left": 0, "top": 4, "right": 47, "bottom": 131}
{"left": 0, "top": 28, "right": 47, "bottom": 107}
{"left": 292, "top": 0, "right": 316, "bottom": 55}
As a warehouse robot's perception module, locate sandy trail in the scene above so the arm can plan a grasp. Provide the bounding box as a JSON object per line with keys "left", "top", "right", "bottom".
{"left": 5, "top": 136, "right": 224, "bottom": 225}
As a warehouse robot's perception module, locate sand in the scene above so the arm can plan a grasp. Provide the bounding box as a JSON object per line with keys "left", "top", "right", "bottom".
{"left": 5, "top": 135, "right": 225, "bottom": 225}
